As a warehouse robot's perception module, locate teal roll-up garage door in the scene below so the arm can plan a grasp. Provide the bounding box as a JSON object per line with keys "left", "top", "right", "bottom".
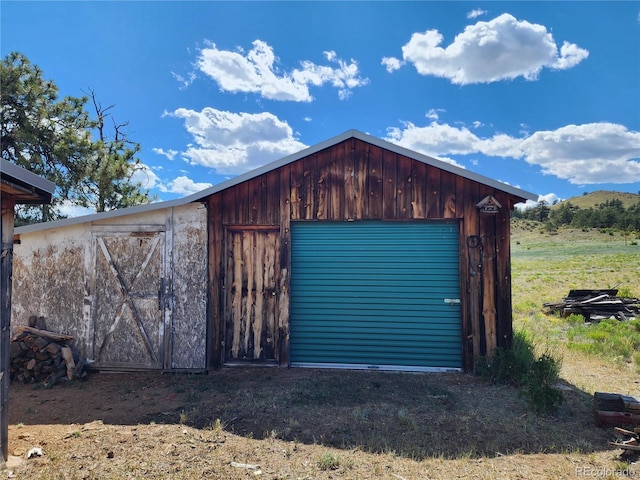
{"left": 290, "top": 221, "right": 462, "bottom": 372}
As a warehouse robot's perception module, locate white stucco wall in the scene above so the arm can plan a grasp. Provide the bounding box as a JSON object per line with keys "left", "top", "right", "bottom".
{"left": 12, "top": 202, "right": 208, "bottom": 370}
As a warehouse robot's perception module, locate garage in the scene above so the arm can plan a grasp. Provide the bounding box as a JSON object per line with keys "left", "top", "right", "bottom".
{"left": 289, "top": 221, "right": 462, "bottom": 371}
{"left": 13, "top": 130, "right": 538, "bottom": 373}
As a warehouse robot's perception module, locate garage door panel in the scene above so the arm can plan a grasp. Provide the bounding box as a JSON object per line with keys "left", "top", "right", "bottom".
{"left": 290, "top": 221, "right": 462, "bottom": 371}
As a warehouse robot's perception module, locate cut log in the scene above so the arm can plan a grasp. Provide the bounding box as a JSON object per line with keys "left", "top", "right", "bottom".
{"left": 15, "top": 326, "right": 74, "bottom": 342}
{"left": 60, "top": 347, "right": 76, "bottom": 380}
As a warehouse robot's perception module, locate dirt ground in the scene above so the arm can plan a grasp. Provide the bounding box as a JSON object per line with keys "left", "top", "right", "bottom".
{"left": 4, "top": 365, "right": 639, "bottom": 479}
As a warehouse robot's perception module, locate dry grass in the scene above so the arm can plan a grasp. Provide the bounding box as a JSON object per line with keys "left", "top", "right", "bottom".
{"left": 4, "top": 223, "right": 640, "bottom": 479}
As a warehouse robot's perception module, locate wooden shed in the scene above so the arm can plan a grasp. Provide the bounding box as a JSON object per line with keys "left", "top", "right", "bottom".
{"left": 1, "top": 159, "right": 55, "bottom": 463}
{"left": 12, "top": 130, "right": 536, "bottom": 374}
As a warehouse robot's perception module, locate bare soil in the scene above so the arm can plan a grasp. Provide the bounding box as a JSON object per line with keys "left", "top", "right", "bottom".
{"left": 5, "top": 365, "right": 639, "bottom": 479}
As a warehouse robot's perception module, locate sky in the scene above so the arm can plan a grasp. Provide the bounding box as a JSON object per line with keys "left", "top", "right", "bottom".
{"left": 2, "top": 1, "right": 639, "bottom": 214}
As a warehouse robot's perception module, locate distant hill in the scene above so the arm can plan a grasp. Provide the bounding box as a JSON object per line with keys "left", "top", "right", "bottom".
{"left": 551, "top": 190, "right": 640, "bottom": 210}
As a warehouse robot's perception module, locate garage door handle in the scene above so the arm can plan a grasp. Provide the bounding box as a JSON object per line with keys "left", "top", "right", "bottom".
{"left": 444, "top": 298, "right": 460, "bottom": 304}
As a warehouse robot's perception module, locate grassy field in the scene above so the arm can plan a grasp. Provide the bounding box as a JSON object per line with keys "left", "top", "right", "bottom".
{"left": 5, "top": 221, "right": 640, "bottom": 479}
{"left": 511, "top": 220, "right": 640, "bottom": 377}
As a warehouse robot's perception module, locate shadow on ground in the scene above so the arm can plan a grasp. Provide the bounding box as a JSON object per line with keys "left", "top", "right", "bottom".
{"left": 9, "top": 368, "right": 617, "bottom": 460}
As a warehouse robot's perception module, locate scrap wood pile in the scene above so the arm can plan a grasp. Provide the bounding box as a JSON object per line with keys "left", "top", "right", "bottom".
{"left": 609, "top": 427, "right": 640, "bottom": 456}
{"left": 10, "top": 316, "right": 87, "bottom": 387}
{"left": 595, "top": 392, "right": 640, "bottom": 456}
{"left": 543, "top": 289, "right": 640, "bottom": 322}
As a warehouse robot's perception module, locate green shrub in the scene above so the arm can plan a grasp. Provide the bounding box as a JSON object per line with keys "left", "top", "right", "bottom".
{"left": 522, "top": 353, "right": 564, "bottom": 414}
{"left": 476, "top": 330, "right": 564, "bottom": 414}
{"left": 476, "top": 330, "right": 535, "bottom": 385}
{"left": 317, "top": 453, "right": 342, "bottom": 471}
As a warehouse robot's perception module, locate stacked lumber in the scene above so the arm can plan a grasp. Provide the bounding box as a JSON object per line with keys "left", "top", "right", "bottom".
{"left": 543, "top": 289, "right": 640, "bottom": 322}
{"left": 10, "top": 316, "right": 87, "bottom": 387}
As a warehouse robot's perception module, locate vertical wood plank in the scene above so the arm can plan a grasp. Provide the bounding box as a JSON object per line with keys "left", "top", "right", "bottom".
{"left": 441, "top": 170, "right": 457, "bottom": 219}
{"left": 302, "top": 155, "right": 317, "bottom": 220}
{"left": 477, "top": 184, "right": 497, "bottom": 358}
{"left": 1, "top": 194, "right": 16, "bottom": 463}
{"left": 248, "top": 176, "right": 261, "bottom": 225}
{"left": 208, "top": 195, "right": 223, "bottom": 369}
{"left": 411, "top": 160, "right": 427, "bottom": 219}
{"left": 455, "top": 174, "right": 465, "bottom": 219}
{"left": 235, "top": 180, "right": 250, "bottom": 224}
{"left": 368, "top": 145, "right": 383, "bottom": 219}
{"left": 344, "top": 139, "right": 357, "bottom": 220}
{"left": 289, "top": 159, "right": 303, "bottom": 221}
{"left": 462, "top": 180, "right": 481, "bottom": 370}
{"left": 494, "top": 190, "right": 513, "bottom": 350}
{"left": 426, "top": 166, "right": 441, "bottom": 219}
{"left": 278, "top": 165, "right": 291, "bottom": 365}
{"left": 480, "top": 210, "right": 497, "bottom": 358}
{"left": 396, "top": 155, "right": 412, "bottom": 219}
{"left": 265, "top": 170, "right": 280, "bottom": 225}
{"left": 221, "top": 189, "right": 236, "bottom": 225}
{"left": 382, "top": 149, "right": 397, "bottom": 219}
{"left": 228, "top": 231, "right": 243, "bottom": 359}
{"left": 245, "top": 232, "right": 256, "bottom": 357}
{"left": 353, "top": 139, "right": 368, "bottom": 219}
{"left": 316, "top": 147, "right": 331, "bottom": 220}
{"left": 253, "top": 232, "right": 265, "bottom": 358}
{"left": 329, "top": 142, "right": 345, "bottom": 220}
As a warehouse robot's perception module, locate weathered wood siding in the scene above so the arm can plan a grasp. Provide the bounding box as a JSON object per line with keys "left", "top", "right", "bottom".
{"left": 208, "top": 138, "right": 524, "bottom": 371}
{"left": 11, "top": 203, "right": 208, "bottom": 371}
{"left": 223, "top": 227, "right": 280, "bottom": 363}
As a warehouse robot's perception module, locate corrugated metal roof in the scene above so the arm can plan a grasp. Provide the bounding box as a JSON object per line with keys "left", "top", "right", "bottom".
{"left": 15, "top": 129, "right": 538, "bottom": 234}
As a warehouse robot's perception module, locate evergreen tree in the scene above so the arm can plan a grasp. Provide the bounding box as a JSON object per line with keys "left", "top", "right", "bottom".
{"left": 1, "top": 52, "right": 151, "bottom": 224}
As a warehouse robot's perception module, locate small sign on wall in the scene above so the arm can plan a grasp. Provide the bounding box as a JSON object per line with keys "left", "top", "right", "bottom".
{"left": 476, "top": 195, "right": 502, "bottom": 214}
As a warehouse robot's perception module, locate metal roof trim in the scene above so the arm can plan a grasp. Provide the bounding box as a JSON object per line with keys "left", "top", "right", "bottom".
{"left": 14, "top": 129, "right": 538, "bottom": 234}
{"left": 1, "top": 159, "right": 56, "bottom": 203}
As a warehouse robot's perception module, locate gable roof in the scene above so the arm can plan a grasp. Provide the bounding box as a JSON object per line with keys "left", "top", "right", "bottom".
{"left": 1, "top": 159, "right": 56, "bottom": 205}
{"left": 15, "top": 129, "right": 538, "bottom": 234}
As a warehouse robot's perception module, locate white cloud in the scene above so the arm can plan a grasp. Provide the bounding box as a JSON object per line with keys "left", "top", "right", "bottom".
{"left": 166, "top": 107, "right": 307, "bottom": 175}
{"left": 516, "top": 123, "right": 640, "bottom": 184}
{"left": 152, "top": 147, "right": 178, "bottom": 160}
{"left": 385, "top": 121, "right": 640, "bottom": 184}
{"left": 425, "top": 108, "right": 445, "bottom": 120}
{"left": 196, "top": 40, "right": 368, "bottom": 101}
{"left": 515, "top": 193, "right": 561, "bottom": 210}
{"left": 56, "top": 201, "right": 94, "bottom": 218}
{"left": 171, "top": 71, "right": 197, "bottom": 89}
{"left": 467, "top": 9, "right": 487, "bottom": 19}
{"left": 399, "top": 13, "right": 588, "bottom": 84}
{"left": 160, "top": 176, "right": 213, "bottom": 196}
{"left": 381, "top": 56, "right": 404, "bottom": 72}
{"left": 131, "top": 163, "right": 161, "bottom": 190}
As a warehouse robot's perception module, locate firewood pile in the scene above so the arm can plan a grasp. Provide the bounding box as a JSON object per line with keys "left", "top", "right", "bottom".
{"left": 543, "top": 289, "right": 640, "bottom": 322}
{"left": 10, "top": 316, "right": 87, "bottom": 387}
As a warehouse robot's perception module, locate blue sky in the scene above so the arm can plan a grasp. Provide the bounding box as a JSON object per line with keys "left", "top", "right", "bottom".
{"left": 2, "top": 1, "right": 639, "bottom": 214}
